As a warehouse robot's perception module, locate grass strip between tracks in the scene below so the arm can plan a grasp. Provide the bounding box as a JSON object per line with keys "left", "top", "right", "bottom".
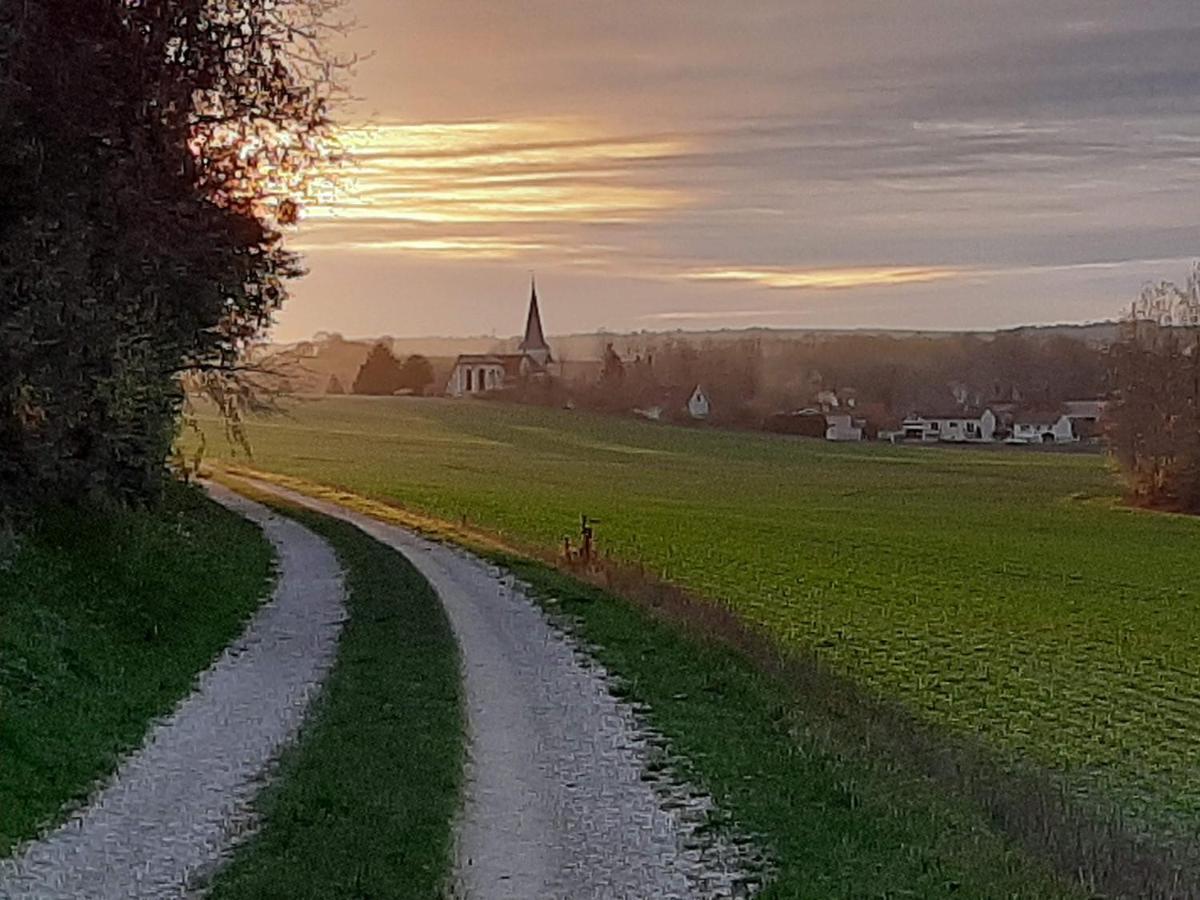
{"left": 205, "top": 484, "right": 463, "bottom": 900}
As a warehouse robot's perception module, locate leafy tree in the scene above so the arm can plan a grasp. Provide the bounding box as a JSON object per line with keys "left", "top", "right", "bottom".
{"left": 352, "top": 344, "right": 405, "bottom": 395}
{"left": 397, "top": 355, "right": 435, "bottom": 395}
{"left": 0, "top": 0, "right": 345, "bottom": 510}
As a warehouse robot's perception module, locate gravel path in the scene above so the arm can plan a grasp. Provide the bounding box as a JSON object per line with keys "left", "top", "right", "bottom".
{"left": 240, "top": 479, "right": 763, "bottom": 900}
{"left": 0, "top": 485, "right": 346, "bottom": 900}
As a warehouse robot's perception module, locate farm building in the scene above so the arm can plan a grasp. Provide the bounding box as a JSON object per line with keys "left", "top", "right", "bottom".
{"left": 687, "top": 386, "right": 711, "bottom": 419}
{"left": 446, "top": 280, "right": 553, "bottom": 397}
{"left": 1008, "top": 410, "right": 1076, "bottom": 444}
{"left": 902, "top": 409, "right": 997, "bottom": 443}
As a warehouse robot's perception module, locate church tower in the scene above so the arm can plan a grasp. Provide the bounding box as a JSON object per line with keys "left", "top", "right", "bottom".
{"left": 518, "top": 276, "right": 553, "bottom": 368}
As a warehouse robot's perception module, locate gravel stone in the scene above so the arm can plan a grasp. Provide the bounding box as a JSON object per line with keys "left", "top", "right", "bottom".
{"left": 246, "top": 481, "right": 766, "bottom": 899}
{"left": 0, "top": 485, "right": 346, "bottom": 899}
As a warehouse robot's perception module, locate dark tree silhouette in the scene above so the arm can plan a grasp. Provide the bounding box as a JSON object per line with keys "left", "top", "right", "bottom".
{"left": 352, "top": 344, "right": 405, "bottom": 396}
{"left": 397, "top": 355, "right": 436, "bottom": 395}
{"left": 0, "top": 0, "right": 347, "bottom": 510}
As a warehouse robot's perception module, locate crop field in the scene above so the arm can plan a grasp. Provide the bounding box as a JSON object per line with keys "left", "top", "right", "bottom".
{"left": 192, "top": 396, "right": 1200, "bottom": 840}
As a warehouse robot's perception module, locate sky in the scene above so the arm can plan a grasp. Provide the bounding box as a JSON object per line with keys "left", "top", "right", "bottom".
{"left": 275, "top": 0, "right": 1200, "bottom": 342}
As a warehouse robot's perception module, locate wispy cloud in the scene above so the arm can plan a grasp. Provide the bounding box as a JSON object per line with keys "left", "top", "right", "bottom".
{"left": 638, "top": 309, "right": 816, "bottom": 321}
{"left": 302, "top": 120, "right": 691, "bottom": 226}
{"left": 272, "top": 0, "right": 1200, "bottom": 341}
{"left": 291, "top": 236, "right": 553, "bottom": 258}
{"left": 682, "top": 266, "right": 961, "bottom": 290}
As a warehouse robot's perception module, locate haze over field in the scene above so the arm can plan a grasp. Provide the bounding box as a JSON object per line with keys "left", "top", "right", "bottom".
{"left": 278, "top": 0, "right": 1200, "bottom": 341}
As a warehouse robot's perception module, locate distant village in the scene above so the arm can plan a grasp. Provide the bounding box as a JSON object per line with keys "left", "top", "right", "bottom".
{"left": 262, "top": 281, "right": 1113, "bottom": 448}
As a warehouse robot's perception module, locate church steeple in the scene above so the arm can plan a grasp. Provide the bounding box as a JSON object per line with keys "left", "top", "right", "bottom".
{"left": 518, "top": 275, "right": 552, "bottom": 366}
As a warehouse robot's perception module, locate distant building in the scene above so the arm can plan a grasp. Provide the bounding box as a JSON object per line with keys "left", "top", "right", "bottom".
{"left": 824, "top": 413, "right": 864, "bottom": 442}
{"left": 446, "top": 279, "right": 553, "bottom": 397}
{"left": 687, "top": 385, "right": 711, "bottom": 419}
{"left": 816, "top": 389, "right": 840, "bottom": 410}
{"left": 1008, "top": 410, "right": 1076, "bottom": 444}
{"left": 764, "top": 408, "right": 864, "bottom": 441}
{"left": 815, "top": 388, "right": 858, "bottom": 411}
{"left": 1063, "top": 399, "right": 1107, "bottom": 442}
{"left": 902, "top": 409, "right": 997, "bottom": 443}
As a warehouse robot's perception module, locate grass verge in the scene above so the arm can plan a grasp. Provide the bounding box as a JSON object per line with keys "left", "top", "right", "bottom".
{"left": 491, "top": 554, "right": 1080, "bottom": 900}
{"left": 0, "top": 482, "right": 273, "bottom": 856}
{"left": 204, "top": 485, "right": 463, "bottom": 900}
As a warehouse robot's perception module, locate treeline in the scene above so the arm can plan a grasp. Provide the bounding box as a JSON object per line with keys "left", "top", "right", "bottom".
{"left": 0, "top": 0, "right": 339, "bottom": 512}
{"left": 568, "top": 332, "right": 1108, "bottom": 427}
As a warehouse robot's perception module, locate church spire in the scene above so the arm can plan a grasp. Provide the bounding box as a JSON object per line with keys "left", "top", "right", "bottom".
{"left": 518, "top": 275, "right": 551, "bottom": 364}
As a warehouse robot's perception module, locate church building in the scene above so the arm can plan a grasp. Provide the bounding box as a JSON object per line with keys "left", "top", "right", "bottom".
{"left": 446, "top": 280, "right": 554, "bottom": 397}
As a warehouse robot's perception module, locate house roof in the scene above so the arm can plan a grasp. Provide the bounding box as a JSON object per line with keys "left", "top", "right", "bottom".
{"left": 1011, "top": 407, "right": 1068, "bottom": 425}
{"left": 904, "top": 407, "right": 991, "bottom": 421}
{"left": 1063, "top": 399, "right": 1107, "bottom": 419}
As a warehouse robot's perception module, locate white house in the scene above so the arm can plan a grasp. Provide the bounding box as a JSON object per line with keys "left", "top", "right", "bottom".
{"left": 687, "top": 385, "right": 711, "bottom": 419}
{"left": 446, "top": 279, "right": 553, "bottom": 397}
{"left": 902, "top": 409, "right": 997, "bottom": 443}
{"left": 825, "top": 413, "right": 864, "bottom": 441}
{"left": 1008, "top": 412, "right": 1076, "bottom": 444}
{"left": 446, "top": 354, "right": 526, "bottom": 397}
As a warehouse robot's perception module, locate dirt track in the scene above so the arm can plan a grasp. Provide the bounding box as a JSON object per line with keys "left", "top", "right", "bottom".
{"left": 244, "top": 479, "right": 758, "bottom": 900}
{"left": 0, "top": 486, "right": 345, "bottom": 899}
{"left": 0, "top": 479, "right": 758, "bottom": 898}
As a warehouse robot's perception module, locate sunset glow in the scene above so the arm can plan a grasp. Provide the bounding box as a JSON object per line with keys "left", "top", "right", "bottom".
{"left": 682, "top": 266, "right": 961, "bottom": 291}
{"left": 272, "top": 0, "right": 1200, "bottom": 340}
{"left": 303, "top": 121, "right": 689, "bottom": 226}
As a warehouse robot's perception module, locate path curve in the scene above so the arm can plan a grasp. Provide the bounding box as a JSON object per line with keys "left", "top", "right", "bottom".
{"left": 238, "top": 478, "right": 759, "bottom": 900}
{"left": 0, "top": 485, "right": 346, "bottom": 899}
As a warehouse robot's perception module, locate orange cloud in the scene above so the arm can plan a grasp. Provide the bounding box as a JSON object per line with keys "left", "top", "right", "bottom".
{"left": 682, "top": 265, "right": 961, "bottom": 289}
{"left": 302, "top": 120, "right": 690, "bottom": 226}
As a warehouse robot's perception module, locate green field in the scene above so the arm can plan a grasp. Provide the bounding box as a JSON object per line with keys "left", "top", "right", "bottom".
{"left": 193, "top": 396, "right": 1200, "bottom": 841}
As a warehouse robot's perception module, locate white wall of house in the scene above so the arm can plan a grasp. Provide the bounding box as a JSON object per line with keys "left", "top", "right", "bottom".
{"left": 1010, "top": 415, "right": 1076, "bottom": 444}
{"left": 901, "top": 409, "right": 996, "bottom": 443}
{"left": 688, "top": 386, "right": 711, "bottom": 419}
{"left": 825, "top": 414, "right": 863, "bottom": 441}
{"left": 448, "top": 361, "right": 506, "bottom": 397}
